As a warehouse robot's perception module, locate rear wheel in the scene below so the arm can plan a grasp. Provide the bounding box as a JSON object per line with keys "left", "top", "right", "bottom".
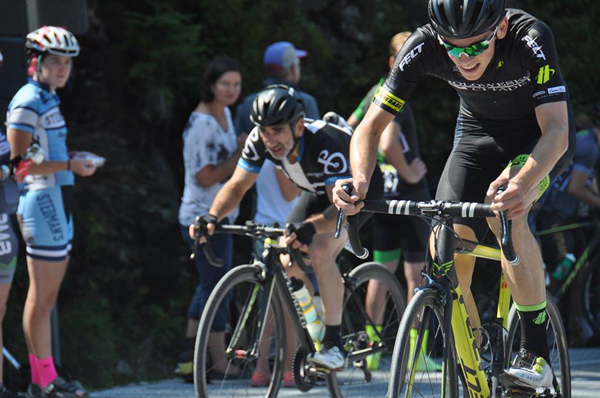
{"left": 194, "top": 264, "right": 285, "bottom": 398}
{"left": 327, "top": 262, "right": 407, "bottom": 397}
{"left": 388, "top": 288, "right": 458, "bottom": 398}
{"left": 505, "top": 292, "right": 571, "bottom": 398}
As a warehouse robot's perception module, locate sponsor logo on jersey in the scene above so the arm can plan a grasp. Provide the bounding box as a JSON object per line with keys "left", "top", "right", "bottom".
{"left": 374, "top": 86, "right": 405, "bottom": 113}
{"left": 317, "top": 150, "right": 348, "bottom": 175}
{"left": 521, "top": 35, "right": 546, "bottom": 60}
{"left": 496, "top": 60, "right": 504, "bottom": 69}
{"left": 533, "top": 90, "right": 546, "bottom": 98}
{"left": 448, "top": 74, "right": 530, "bottom": 92}
{"left": 42, "top": 108, "right": 65, "bottom": 128}
{"left": 399, "top": 42, "right": 424, "bottom": 71}
{"left": 242, "top": 129, "right": 261, "bottom": 161}
{"left": 536, "top": 65, "right": 555, "bottom": 84}
{"left": 547, "top": 85, "right": 566, "bottom": 94}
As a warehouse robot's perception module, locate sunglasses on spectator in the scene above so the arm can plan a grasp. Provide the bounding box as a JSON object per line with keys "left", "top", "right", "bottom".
{"left": 438, "top": 26, "right": 498, "bottom": 58}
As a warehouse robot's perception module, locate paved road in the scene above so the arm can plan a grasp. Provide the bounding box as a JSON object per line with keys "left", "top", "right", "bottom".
{"left": 92, "top": 347, "right": 600, "bottom": 398}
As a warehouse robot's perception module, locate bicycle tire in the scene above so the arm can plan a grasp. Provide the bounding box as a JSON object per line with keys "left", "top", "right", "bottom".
{"left": 327, "top": 262, "right": 407, "bottom": 398}
{"left": 388, "top": 288, "right": 458, "bottom": 398}
{"left": 505, "top": 292, "right": 571, "bottom": 398}
{"left": 194, "top": 264, "right": 285, "bottom": 398}
{"left": 581, "top": 253, "right": 600, "bottom": 337}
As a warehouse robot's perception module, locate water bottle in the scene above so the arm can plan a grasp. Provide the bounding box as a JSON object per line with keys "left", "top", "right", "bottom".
{"left": 291, "top": 278, "right": 324, "bottom": 341}
{"left": 551, "top": 253, "right": 575, "bottom": 282}
{"left": 311, "top": 295, "right": 325, "bottom": 342}
{"left": 313, "top": 295, "right": 323, "bottom": 318}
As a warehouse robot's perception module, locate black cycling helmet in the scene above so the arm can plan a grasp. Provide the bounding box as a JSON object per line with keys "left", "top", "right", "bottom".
{"left": 429, "top": 0, "right": 507, "bottom": 39}
{"left": 250, "top": 84, "right": 305, "bottom": 127}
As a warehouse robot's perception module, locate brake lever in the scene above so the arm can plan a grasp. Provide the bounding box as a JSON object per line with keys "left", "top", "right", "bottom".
{"left": 335, "top": 183, "right": 353, "bottom": 239}
{"left": 190, "top": 216, "right": 201, "bottom": 260}
{"left": 496, "top": 186, "right": 520, "bottom": 265}
{"left": 190, "top": 216, "right": 224, "bottom": 267}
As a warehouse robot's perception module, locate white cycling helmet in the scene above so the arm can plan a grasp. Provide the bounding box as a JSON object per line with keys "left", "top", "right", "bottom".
{"left": 26, "top": 26, "right": 80, "bottom": 57}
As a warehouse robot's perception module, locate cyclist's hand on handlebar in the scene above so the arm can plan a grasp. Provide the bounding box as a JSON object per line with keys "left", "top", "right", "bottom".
{"left": 332, "top": 178, "right": 366, "bottom": 215}
{"left": 188, "top": 214, "right": 218, "bottom": 242}
{"left": 487, "top": 177, "right": 528, "bottom": 219}
{"left": 284, "top": 222, "right": 315, "bottom": 252}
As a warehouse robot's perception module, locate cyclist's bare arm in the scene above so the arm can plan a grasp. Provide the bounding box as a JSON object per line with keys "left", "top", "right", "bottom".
{"left": 379, "top": 119, "right": 427, "bottom": 184}
{"left": 208, "top": 166, "right": 258, "bottom": 222}
{"left": 567, "top": 169, "right": 600, "bottom": 208}
{"left": 8, "top": 127, "right": 94, "bottom": 176}
{"left": 274, "top": 166, "right": 301, "bottom": 201}
{"left": 489, "top": 101, "right": 569, "bottom": 218}
{"left": 350, "top": 105, "right": 394, "bottom": 195}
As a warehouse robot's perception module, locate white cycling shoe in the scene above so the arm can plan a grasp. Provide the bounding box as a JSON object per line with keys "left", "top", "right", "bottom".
{"left": 308, "top": 344, "right": 346, "bottom": 370}
{"left": 500, "top": 349, "right": 553, "bottom": 390}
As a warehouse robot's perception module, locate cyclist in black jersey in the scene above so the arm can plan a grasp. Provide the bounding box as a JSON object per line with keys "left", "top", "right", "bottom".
{"left": 333, "top": 0, "right": 575, "bottom": 390}
{"left": 191, "top": 84, "right": 383, "bottom": 371}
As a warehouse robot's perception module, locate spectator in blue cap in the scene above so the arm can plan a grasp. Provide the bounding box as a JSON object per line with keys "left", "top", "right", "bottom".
{"left": 235, "top": 41, "right": 320, "bottom": 135}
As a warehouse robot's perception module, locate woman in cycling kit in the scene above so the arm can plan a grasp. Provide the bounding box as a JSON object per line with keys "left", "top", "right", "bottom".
{"left": 7, "top": 26, "right": 98, "bottom": 398}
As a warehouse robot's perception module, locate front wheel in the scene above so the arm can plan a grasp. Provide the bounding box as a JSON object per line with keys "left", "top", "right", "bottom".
{"left": 194, "top": 264, "right": 285, "bottom": 398}
{"left": 327, "top": 262, "right": 407, "bottom": 397}
{"left": 506, "top": 292, "right": 571, "bottom": 398}
{"left": 388, "top": 288, "right": 458, "bottom": 398}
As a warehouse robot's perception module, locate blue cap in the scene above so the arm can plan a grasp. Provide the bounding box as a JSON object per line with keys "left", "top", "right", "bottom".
{"left": 263, "top": 42, "right": 308, "bottom": 71}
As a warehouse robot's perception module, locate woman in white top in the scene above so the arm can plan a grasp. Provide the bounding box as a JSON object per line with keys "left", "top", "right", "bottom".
{"left": 176, "top": 57, "right": 246, "bottom": 379}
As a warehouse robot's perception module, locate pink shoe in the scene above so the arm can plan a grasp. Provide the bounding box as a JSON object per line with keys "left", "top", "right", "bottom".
{"left": 283, "top": 371, "right": 295, "bottom": 388}
{"left": 250, "top": 370, "right": 271, "bottom": 387}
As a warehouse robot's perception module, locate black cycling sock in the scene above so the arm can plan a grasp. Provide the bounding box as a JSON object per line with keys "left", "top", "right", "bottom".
{"left": 323, "top": 324, "right": 343, "bottom": 350}
{"left": 517, "top": 301, "right": 549, "bottom": 361}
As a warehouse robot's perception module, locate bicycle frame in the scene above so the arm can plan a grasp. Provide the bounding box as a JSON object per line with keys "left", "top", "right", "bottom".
{"left": 433, "top": 222, "right": 493, "bottom": 398}
{"left": 219, "top": 235, "right": 387, "bottom": 369}
{"left": 452, "top": 230, "right": 514, "bottom": 398}
{"left": 221, "top": 237, "right": 318, "bottom": 362}
{"left": 341, "top": 197, "right": 518, "bottom": 398}
{"left": 400, "top": 221, "right": 512, "bottom": 398}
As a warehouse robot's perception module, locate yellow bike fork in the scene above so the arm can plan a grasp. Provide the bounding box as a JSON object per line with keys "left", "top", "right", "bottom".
{"left": 451, "top": 284, "right": 491, "bottom": 398}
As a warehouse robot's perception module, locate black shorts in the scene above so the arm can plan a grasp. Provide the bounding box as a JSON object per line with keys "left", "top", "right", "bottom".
{"left": 435, "top": 109, "right": 575, "bottom": 241}
{"left": 371, "top": 187, "right": 431, "bottom": 262}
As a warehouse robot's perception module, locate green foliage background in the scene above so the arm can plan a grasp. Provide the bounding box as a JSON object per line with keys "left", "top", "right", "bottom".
{"left": 4, "top": 0, "right": 599, "bottom": 389}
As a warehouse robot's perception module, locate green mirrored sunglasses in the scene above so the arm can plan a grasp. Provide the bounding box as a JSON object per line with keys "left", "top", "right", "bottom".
{"left": 439, "top": 27, "right": 498, "bottom": 58}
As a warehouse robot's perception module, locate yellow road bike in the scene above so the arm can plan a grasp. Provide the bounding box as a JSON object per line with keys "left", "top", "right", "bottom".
{"left": 341, "top": 194, "right": 570, "bottom": 398}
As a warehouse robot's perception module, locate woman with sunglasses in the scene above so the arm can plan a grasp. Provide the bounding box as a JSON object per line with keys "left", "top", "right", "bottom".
{"left": 333, "top": 0, "right": 575, "bottom": 391}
